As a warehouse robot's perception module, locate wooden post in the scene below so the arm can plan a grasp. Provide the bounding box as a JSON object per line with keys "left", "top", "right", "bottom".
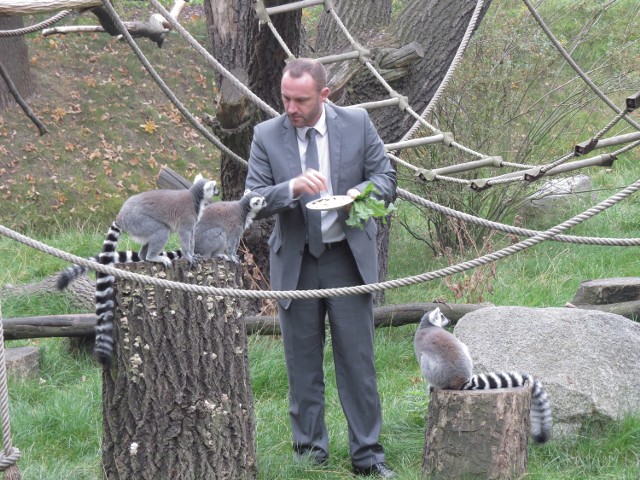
{"left": 101, "top": 260, "right": 257, "bottom": 480}
{"left": 423, "top": 387, "right": 531, "bottom": 480}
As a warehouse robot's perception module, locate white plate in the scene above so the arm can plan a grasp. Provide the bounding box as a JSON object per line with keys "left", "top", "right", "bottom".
{"left": 306, "top": 195, "right": 354, "bottom": 211}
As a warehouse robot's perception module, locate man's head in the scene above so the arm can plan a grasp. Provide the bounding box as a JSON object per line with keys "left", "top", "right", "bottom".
{"left": 281, "top": 58, "right": 330, "bottom": 128}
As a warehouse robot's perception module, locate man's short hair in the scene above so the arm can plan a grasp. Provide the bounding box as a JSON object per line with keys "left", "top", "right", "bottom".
{"left": 283, "top": 57, "right": 327, "bottom": 91}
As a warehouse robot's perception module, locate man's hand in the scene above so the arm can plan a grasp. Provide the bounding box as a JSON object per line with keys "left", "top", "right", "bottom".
{"left": 293, "top": 169, "right": 328, "bottom": 197}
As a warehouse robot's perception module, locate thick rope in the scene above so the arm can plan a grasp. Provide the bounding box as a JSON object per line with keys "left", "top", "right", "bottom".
{"left": 0, "top": 303, "right": 20, "bottom": 473}
{"left": 399, "top": 0, "right": 486, "bottom": 143}
{"left": 99, "top": 0, "right": 248, "bottom": 167}
{"left": 149, "top": 0, "right": 280, "bottom": 120}
{"left": 0, "top": 10, "right": 72, "bottom": 37}
{"left": 2, "top": 174, "right": 638, "bottom": 299}
{"left": 522, "top": 0, "right": 640, "bottom": 131}
{"left": 397, "top": 187, "right": 640, "bottom": 246}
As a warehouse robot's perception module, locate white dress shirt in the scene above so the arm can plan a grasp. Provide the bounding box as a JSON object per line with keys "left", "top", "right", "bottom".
{"left": 291, "top": 105, "right": 345, "bottom": 243}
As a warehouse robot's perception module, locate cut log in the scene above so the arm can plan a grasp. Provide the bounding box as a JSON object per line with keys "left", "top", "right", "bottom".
{"left": 423, "top": 386, "right": 531, "bottom": 479}
{"left": 571, "top": 277, "right": 640, "bottom": 305}
{"left": 101, "top": 259, "right": 257, "bottom": 479}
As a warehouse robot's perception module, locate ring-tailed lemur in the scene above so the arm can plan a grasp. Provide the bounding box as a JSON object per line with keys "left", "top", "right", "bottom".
{"left": 193, "top": 191, "right": 267, "bottom": 262}
{"left": 414, "top": 308, "right": 552, "bottom": 443}
{"left": 94, "top": 177, "right": 217, "bottom": 366}
{"left": 56, "top": 191, "right": 266, "bottom": 289}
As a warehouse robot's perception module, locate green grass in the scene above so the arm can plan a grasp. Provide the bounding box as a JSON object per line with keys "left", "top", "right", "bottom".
{"left": 1, "top": 0, "right": 640, "bottom": 478}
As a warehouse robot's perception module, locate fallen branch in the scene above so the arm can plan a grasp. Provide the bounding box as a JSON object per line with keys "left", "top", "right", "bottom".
{"left": 0, "top": 61, "right": 47, "bottom": 135}
{"left": 41, "top": 1, "right": 190, "bottom": 48}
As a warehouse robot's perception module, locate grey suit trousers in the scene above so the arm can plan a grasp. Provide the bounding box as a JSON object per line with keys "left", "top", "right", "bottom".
{"left": 278, "top": 241, "right": 385, "bottom": 468}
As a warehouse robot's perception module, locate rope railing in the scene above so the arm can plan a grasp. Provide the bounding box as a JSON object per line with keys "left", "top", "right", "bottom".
{"left": 522, "top": 0, "right": 640, "bottom": 132}
{"left": 2, "top": 173, "right": 639, "bottom": 300}
{"left": 100, "top": 0, "right": 249, "bottom": 168}
{"left": 0, "top": 9, "right": 72, "bottom": 37}
{"left": 397, "top": 188, "right": 640, "bottom": 246}
{"left": 0, "top": 303, "right": 20, "bottom": 475}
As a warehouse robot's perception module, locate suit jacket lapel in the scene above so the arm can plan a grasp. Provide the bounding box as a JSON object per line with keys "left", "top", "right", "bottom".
{"left": 325, "top": 104, "right": 342, "bottom": 193}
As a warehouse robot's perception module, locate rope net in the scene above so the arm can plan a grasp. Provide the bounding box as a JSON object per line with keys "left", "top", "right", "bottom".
{"left": 1, "top": 0, "right": 639, "bottom": 299}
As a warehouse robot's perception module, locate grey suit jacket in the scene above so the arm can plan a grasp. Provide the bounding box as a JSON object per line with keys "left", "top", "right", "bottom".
{"left": 245, "top": 103, "right": 397, "bottom": 308}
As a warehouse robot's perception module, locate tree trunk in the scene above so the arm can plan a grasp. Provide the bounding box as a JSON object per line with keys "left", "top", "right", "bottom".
{"left": 101, "top": 260, "right": 256, "bottom": 480}
{"left": 423, "top": 387, "right": 530, "bottom": 479}
{"left": 0, "top": 17, "right": 35, "bottom": 110}
{"left": 203, "top": 0, "right": 302, "bottom": 315}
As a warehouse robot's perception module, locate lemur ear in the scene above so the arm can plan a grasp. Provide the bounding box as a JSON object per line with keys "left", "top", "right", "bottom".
{"left": 194, "top": 173, "right": 204, "bottom": 183}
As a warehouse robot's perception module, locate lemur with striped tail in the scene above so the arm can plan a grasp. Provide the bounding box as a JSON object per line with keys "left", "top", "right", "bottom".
{"left": 94, "top": 177, "right": 218, "bottom": 366}
{"left": 55, "top": 191, "right": 266, "bottom": 289}
{"left": 414, "top": 307, "right": 552, "bottom": 443}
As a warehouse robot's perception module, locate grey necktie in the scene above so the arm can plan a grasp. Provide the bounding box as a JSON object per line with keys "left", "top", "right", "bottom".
{"left": 306, "top": 128, "right": 324, "bottom": 257}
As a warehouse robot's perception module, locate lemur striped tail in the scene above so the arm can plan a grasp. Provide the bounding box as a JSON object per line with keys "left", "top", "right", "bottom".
{"left": 462, "top": 371, "right": 552, "bottom": 443}
{"left": 56, "top": 250, "right": 183, "bottom": 290}
{"left": 94, "top": 222, "right": 121, "bottom": 366}
{"left": 93, "top": 222, "right": 185, "bottom": 366}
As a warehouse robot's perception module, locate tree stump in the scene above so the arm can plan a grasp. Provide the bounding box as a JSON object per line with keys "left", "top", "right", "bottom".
{"left": 101, "top": 259, "right": 257, "bottom": 480}
{"left": 423, "top": 387, "right": 531, "bottom": 480}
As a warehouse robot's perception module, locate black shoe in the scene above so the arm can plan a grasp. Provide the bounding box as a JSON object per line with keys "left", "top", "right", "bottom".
{"left": 353, "top": 462, "right": 396, "bottom": 478}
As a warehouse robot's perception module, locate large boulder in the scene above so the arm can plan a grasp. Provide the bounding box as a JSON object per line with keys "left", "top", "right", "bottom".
{"left": 454, "top": 306, "right": 640, "bottom": 438}
{"left": 518, "top": 174, "right": 593, "bottom": 227}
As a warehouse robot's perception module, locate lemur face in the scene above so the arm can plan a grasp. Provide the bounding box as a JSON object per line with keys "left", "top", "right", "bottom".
{"left": 427, "top": 308, "right": 450, "bottom": 328}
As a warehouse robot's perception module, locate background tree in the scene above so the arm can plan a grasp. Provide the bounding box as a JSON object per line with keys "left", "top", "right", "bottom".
{"left": 0, "top": 17, "right": 36, "bottom": 110}
{"left": 203, "top": 0, "right": 492, "bottom": 307}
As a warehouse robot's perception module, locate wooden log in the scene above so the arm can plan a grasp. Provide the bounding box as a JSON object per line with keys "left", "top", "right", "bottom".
{"left": 156, "top": 166, "right": 193, "bottom": 190}
{"left": 1, "top": 302, "right": 492, "bottom": 339}
{"left": 568, "top": 300, "right": 640, "bottom": 320}
{"left": 0, "top": 0, "right": 100, "bottom": 16}
{"left": 1, "top": 314, "right": 95, "bottom": 339}
{"left": 101, "top": 259, "right": 257, "bottom": 479}
{"left": 377, "top": 41, "right": 425, "bottom": 69}
{"left": 571, "top": 277, "right": 640, "bottom": 305}
{"left": 423, "top": 387, "right": 531, "bottom": 479}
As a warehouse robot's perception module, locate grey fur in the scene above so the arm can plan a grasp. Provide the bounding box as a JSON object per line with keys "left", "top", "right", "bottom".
{"left": 414, "top": 307, "right": 552, "bottom": 443}
{"left": 193, "top": 191, "right": 267, "bottom": 262}
{"left": 114, "top": 178, "right": 218, "bottom": 265}
{"left": 93, "top": 178, "right": 217, "bottom": 367}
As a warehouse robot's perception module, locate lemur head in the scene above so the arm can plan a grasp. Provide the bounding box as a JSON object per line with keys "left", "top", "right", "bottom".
{"left": 248, "top": 194, "right": 267, "bottom": 212}
{"left": 194, "top": 174, "right": 220, "bottom": 203}
{"left": 243, "top": 191, "right": 267, "bottom": 211}
{"left": 418, "top": 307, "right": 450, "bottom": 330}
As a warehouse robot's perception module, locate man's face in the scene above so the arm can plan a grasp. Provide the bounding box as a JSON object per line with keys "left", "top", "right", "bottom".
{"left": 281, "top": 71, "right": 330, "bottom": 128}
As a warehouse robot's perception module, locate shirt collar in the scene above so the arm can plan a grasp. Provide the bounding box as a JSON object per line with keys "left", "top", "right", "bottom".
{"left": 296, "top": 104, "right": 327, "bottom": 141}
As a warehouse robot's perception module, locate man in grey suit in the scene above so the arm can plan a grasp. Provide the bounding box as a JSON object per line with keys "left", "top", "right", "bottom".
{"left": 245, "top": 58, "right": 397, "bottom": 478}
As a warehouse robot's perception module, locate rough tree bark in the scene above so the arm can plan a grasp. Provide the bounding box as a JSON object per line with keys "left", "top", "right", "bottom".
{"left": 101, "top": 260, "right": 256, "bottom": 480}
{"left": 423, "top": 386, "right": 531, "bottom": 479}
{"left": 0, "top": 17, "right": 35, "bottom": 110}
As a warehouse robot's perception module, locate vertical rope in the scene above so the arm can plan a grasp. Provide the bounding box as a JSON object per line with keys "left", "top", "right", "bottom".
{"left": 0, "top": 302, "right": 21, "bottom": 479}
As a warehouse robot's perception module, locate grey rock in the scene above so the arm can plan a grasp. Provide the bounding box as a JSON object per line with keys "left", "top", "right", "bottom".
{"left": 454, "top": 306, "right": 640, "bottom": 438}
{"left": 519, "top": 174, "right": 593, "bottom": 227}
